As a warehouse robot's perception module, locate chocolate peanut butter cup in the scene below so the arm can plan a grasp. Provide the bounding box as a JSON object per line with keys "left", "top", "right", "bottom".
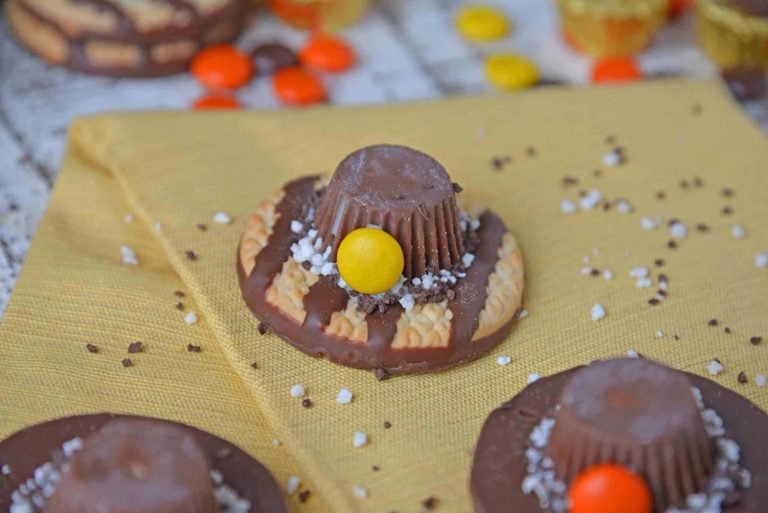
{"left": 0, "top": 414, "right": 287, "bottom": 513}
{"left": 238, "top": 144, "right": 525, "bottom": 376}
{"left": 471, "top": 358, "right": 768, "bottom": 513}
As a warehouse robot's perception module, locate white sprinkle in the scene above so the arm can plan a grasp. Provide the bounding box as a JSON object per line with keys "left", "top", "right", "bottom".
{"left": 210, "top": 469, "right": 224, "bottom": 485}
{"left": 707, "top": 359, "right": 724, "bottom": 376}
{"left": 398, "top": 294, "right": 415, "bottom": 312}
{"left": 289, "top": 384, "right": 305, "bottom": 398}
{"left": 286, "top": 476, "right": 301, "bottom": 495}
{"left": 579, "top": 189, "right": 603, "bottom": 211}
{"left": 61, "top": 437, "right": 83, "bottom": 457}
{"left": 615, "top": 199, "right": 632, "bottom": 214}
{"left": 213, "top": 212, "right": 232, "bottom": 225}
{"left": 636, "top": 278, "right": 653, "bottom": 288}
{"left": 756, "top": 253, "right": 768, "bottom": 268}
{"left": 353, "top": 432, "right": 368, "bottom": 448}
{"left": 119, "top": 245, "right": 138, "bottom": 266}
{"left": 476, "top": 126, "right": 486, "bottom": 138}
{"left": 592, "top": 247, "right": 600, "bottom": 256}
{"left": 560, "top": 199, "right": 577, "bottom": 214}
{"left": 290, "top": 220, "right": 304, "bottom": 234}
{"left": 352, "top": 485, "right": 369, "bottom": 499}
{"left": 184, "top": 312, "right": 198, "bottom": 325}
{"left": 628, "top": 266, "right": 649, "bottom": 279}
{"left": 153, "top": 221, "right": 162, "bottom": 231}
{"left": 580, "top": 267, "right": 594, "bottom": 276}
{"left": 582, "top": 255, "right": 590, "bottom": 264}
{"left": 123, "top": 213, "right": 134, "bottom": 223}
{"left": 1, "top": 465, "right": 10, "bottom": 475}
{"left": 670, "top": 222, "right": 688, "bottom": 239}
{"left": 731, "top": 225, "right": 746, "bottom": 239}
{"left": 756, "top": 375, "right": 766, "bottom": 388}
{"left": 591, "top": 304, "right": 606, "bottom": 321}
{"left": 527, "top": 373, "right": 540, "bottom": 384}
{"left": 656, "top": 330, "right": 665, "bottom": 338}
{"left": 602, "top": 150, "right": 622, "bottom": 167}
{"left": 641, "top": 216, "right": 659, "bottom": 230}
{"left": 10, "top": 501, "right": 32, "bottom": 513}
{"left": 518, "top": 309, "right": 529, "bottom": 319}
{"left": 603, "top": 270, "right": 614, "bottom": 281}
{"left": 271, "top": 439, "right": 282, "bottom": 446}
{"left": 497, "top": 355, "right": 512, "bottom": 366}
{"left": 462, "top": 253, "right": 475, "bottom": 267}
{"left": 627, "top": 349, "right": 639, "bottom": 359}
{"left": 336, "top": 388, "right": 353, "bottom": 404}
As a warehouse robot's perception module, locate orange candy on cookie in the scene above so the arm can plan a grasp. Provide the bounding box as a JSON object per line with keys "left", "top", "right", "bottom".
{"left": 591, "top": 57, "right": 642, "bottom": 84}
{"left": 299, "top": 34, "right": 356, "bottom": 73}
{"left": 273, "top": 67, "right": 327, "bottom": 106}
{"left": 192, "top": 94, "right": 241, "bottom": 110}
{"left": 568, "top": 464, "right": 653, "bottom": 513}
{"left": 191, "top": 45, "right": 253, "bottom": 89}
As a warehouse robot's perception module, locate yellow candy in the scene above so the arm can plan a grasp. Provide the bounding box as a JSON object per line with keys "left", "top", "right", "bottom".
{"left": 485, "top": 53, "right": 539, "bottom": 91}
{"left": 456, "top": 5, "right": 510, "bottom": 42}
{"left": 337, "top": 228, "right": 404, "bottom": 295}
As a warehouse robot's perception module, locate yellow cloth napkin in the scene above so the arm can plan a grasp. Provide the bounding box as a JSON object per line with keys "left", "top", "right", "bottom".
{"left": 2, "top": 80, "right": 768, "bottom": 513}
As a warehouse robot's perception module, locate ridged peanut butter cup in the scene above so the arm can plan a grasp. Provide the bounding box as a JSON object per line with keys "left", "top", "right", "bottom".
{"left": 313, "top": 144, "right": 465, "bottom": 278}
{"left": 46, "top": 419, "right": 218, "bottom": 513}
{"left": 546, "top": 358, "right": 713, "bottom": 511}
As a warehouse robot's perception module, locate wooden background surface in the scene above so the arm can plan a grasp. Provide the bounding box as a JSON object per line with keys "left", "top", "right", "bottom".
{"left": 1, "top": 0, "right": 767, "bottom": 314}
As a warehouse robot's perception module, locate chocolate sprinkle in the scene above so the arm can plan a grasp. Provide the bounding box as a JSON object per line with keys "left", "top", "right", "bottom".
{"left": 128, "top": 341, "right": 144, "bottom": 353}
{"left": 725, "top": 327, "right": 732, "bottom": 334}
{"left": 250, "top": 362, "right": 258, "bottom": 369}
{"left": 185, "top": 250, "right": 198, "bottom": 261}
{"left": 174, "top": 290, "right": 185, "bottom": 297}
{"left": 196, "top": 223, "right": 207, "bottom": 231}
{"left": 648, "top": 298, "right": 660, "bottom": 305}
{"left": 187, "top": 344, "right": 202, "bottom": 352}
{"left": 423, "top": 496, "right": 438, "bottom": 510}
{"left": 679, "top": 179, "right": 689, "bottom": 189}
{"left": 738, "top": 372, "right": 748, "bottom": 384}
{"left": 372, "top": 465, "right": 381, "bottom": 472}
{"left": 452, "top": 182, "right": 463, "bottom": 193}
{"left": 674, "top": 334, "right": 680, "bottom": 340}
{"left": 383, "top": 421, "right": 392, "bottom": 429}
{"left": 561, "top": 176, "right": 579, "bottom": 188}
{"left": 257, "top": 322, "right": 269, "bottom": 335}
{"left": 696, "top": 223, "right": 710, "bottom": 233}
{"left": 654, "top": 259, "right": 665, "bottom": 267}
{"left": 121, "top": 358, "right": 133, "bottom": 368}
{"left": 693, "top": 176, "right": 704, "bottom": 188}
{"left": 722, "top": 206, "right": 733, "bottom": 216}
{"left": 751, "top": 336, "right": 763, "bottom": 346}
{"left": 691, "top": 103, "right": 703, "bottom": 115}
{"left": 526, "top": 146, "right": 537, "bottom": 157}
{"left": 655, "top": 191, "right": 666, "bottom": 200}
{"left": 175, "top": 302, "right": 184, "bottom": 311}
{"left": 708, "top": 319, "right": 719, "bottom": 327}
{"left": 667, "top": 240, "right": 678, "bottom": 249}
{"left": 298, "top": 490, "right": 311, "bottom": 503}
{"left": 85, "top": 344, "right": 98, "bottom": 353}
{"left": 301, "top": 398, "right": 312, "bottom": 409}
{"left": 721, "top": 188, "right": 734, "bottom": 198}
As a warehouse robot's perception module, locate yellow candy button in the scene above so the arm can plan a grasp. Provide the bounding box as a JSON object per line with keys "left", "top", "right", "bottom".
{"left": 337, "top": 228, "right": 404, "bottom": 295}
{"left": 456, "top": 5, "right": 510, "bottom": 42}
{"left": 485, "top": 53, "right": 539, "bottom": 91}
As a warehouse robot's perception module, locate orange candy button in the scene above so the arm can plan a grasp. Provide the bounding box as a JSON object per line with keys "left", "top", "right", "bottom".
{"left": 191, "top": 45, "right": 253, "bottom": 89}
{"left": 591, "top": 57, "right": 642, "bottom": 84}
{"left": 272, "top": 67, "right": 327, "bottom": 106}
{"left": 568, "top": 464, "right": 653, "bottom": 513}
{"left": 299, "top": 34, "right": 356, "bottom": 73}
{"left": 192, "top": 94, "right": 241, "bottom": 110}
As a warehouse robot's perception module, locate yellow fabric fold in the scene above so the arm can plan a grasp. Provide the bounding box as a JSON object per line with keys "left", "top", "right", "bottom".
{"left": 2, "top": 79, "right": 767, "bottom": 513}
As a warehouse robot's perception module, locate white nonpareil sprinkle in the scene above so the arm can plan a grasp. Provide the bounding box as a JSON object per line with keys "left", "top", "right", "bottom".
{"left": 628, "top": 266, "right": 649, "bottom": 279}
{"left": 336, "top": 388, "right": 353, "bottom": 404}
{"left": 731, "top": 224, "right": 746, "bottom": 239}
{"left": 1, "top": 464, "right": 11, "bottom": 475}
{"left": 352, "top": 485, "right": 369, "bottom": 499}
{"left": 462, "top": 253, "right": 475, "bottom": 268}
{"left": 707, "top": 359, "right": 725, "bottom": 376}
{"left": 289, "top": 384, "right": 305, "bottom": 398}
{"left": 641, "top": 216, "right": 660, "bottom": 231}
{"left": 119, "top": 245, "right": 138, "bottom": 266}
{"left": 603, "top": 270, "right": 614, "bottom": 281}
{"left": 184, "top": 312, "right": 197, "bottom": 325}
{"left": 353, "top": 432, "right": 368, "bottom": 448}
{"left": 579, "top": 189, "right": 603, "bottom": 211}
{"left": 582, "top": 256, "right": 590, "bottom": 264}
{"left": 656, "top": 330, "right": 665, "bottom": 337}
{"left": 210, "top": 469, "right": 224, "bottom": 486}
{"left": 602, "top": 150, "right": 622, "bottom": 167}
{"left": 398, "top": 294, "right": 415, "bottom": 312}
{"left": 756, "top": 253, "right": 768, "bottom": 268}
{"left": 670, "top": 222, "right": 688, "bottom": 239}
{"left": 615, "top": 199, "right": 632, "bottom": 214}
{"left": 518, "top": 309, "right": 529, "bottom": 319}
{"left": 497, "top": 355, "right": 512, "bottom": 366}
{"left": 591, "top": 304, "right": 606, "bottom": 321}
{"left": 476, "top": 126, "right": 486, "bottom": 138}
{"left": 290, "top": 220, "right": 304, "bottom": 234}
{"left": 636, "top": 278, "right": 653, "bottom": 288}
{"left": 271, "top": 439, "right": 281, "bottom": 446}
{"left": 153, "top": 221, "right": 162, "bottom": 231}
{"left": 213, "top": 212, "right": 232, "bottom": 225}
{"left": 627, "top": 349, "right": 639, "bottom": 358}
{"left": 560, "top": 199, "right": 577, "bottom": 214}
{"left": 527, "top": 373, "right": 541, "bottom": 384}
{"left": 756, "top": 375, "right": 766, "bottom": 388}
{"left": 580, "top": 267, "right": 593, "bottom": 276}
{"left": 10, "top": 501, "right": 32, "bottom": 513}
{"left": 123, "top": 213, "right": 134, "bottom": 223}
{"left": 286, "top": 476, "right": 301, "bottom": 495}
{"left": 62, "top": 437, "right": 83, "bottom": 457}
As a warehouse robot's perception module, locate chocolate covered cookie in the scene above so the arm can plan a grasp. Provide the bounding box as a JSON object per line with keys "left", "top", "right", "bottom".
{"left": 238, "top": 144, "right": 525, "bottom": 376}
{"left": 471, "top": 358, "right": 768, "bottom": 513}
{"left": 6, "top": 0, "right": 248, "bottom": 77}
{"left": 0, "top": 414, "right": 287, "bottom": 513}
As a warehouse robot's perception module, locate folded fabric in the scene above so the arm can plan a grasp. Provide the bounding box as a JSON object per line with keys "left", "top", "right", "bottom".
{"left": 2, "top": 79, "right": 767, "bottom": 513}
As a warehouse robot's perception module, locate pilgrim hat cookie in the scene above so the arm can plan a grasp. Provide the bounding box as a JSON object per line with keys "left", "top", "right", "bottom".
{"left": 0, "top": 414, "right": 288, "bottom": 513}
{"left": 238, "top": 144, "right": 525, "bottom": 377}
{"left": 6, "top": 0, "right": 248, "bottom": 77}
{"left": 471, "top": 357, "right": 767, "bottom": 513}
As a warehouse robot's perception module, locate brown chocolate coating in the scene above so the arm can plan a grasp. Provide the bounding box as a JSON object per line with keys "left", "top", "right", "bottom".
{"left": 730, "top": 0, "right": 768, "bottom": 17}
{"left": 470, "top": 360, "right": 768, "bottom": 513}
{"left": 0, "top": 414, "right": 288, "bottom": 513}
{"left": 46, "top": 419, "right": 217, "bottom": 513}
{"left": 722, "top": 69, "right": 767, "bottom": 101}
{"left": 238, "top": 176, "right": 520, "bottom": 375}
{"left": 547, "top": 359, "right": 713, "bottom": 510}
{"left": 252, "top": 43, "right": 297, "bottom": 75}
{"left": 314, "top": 145, "right": 465, "bottom": 278}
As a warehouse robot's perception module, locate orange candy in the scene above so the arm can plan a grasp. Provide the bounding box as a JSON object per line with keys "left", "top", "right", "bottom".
{"left": 192, "top": 94, "right": 241, "bottom": 110}
{"left": 272, "top": 67, "right": 327, "bottom": 106}
{"left": 568, "top": 464, "right": 653, "bottom": 513}
{"left": 668, "top": 0, "right": 693, "bottom": 18}
{"left": 299, "top": 34, "right": 356, "bottom": 73}
{"left": 591, "top": 57, "right": 642, "bottom": 84}
{"left": 191, "top": 45, "right": 253, "bottom": 89}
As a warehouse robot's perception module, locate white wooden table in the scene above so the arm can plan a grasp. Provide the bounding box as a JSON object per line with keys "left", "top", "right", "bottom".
{"left": 1, "top": 0, "right": 766, "bottom": 314}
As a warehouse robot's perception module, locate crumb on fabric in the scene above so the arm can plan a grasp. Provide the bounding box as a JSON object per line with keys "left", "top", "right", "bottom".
{"left": 591, "top": 304, "right": 606, "bottom": 321}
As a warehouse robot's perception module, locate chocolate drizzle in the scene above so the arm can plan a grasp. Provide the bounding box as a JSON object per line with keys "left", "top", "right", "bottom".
{"left": 302, "top": 275, "right": 348, "bottom": 331}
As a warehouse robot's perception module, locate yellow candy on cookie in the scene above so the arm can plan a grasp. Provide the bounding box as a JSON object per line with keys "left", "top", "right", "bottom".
{"left": 485, "top": 53, "right": 539, "bottom": 91}
{"left": 456, "top": 5, "right": 510, "bottom": 42}
{"left": 337, "top": 227, "right": 404, "bottom": 295}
